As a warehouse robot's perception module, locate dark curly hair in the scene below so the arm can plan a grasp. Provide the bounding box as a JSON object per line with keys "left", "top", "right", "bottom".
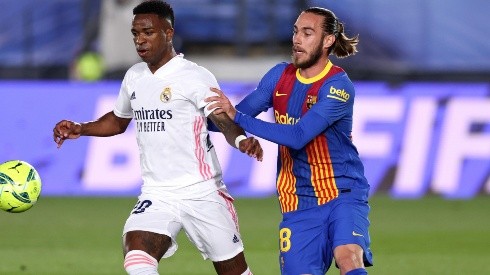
{"left": 133, "top": 0, "right": 174, "bottom": 28}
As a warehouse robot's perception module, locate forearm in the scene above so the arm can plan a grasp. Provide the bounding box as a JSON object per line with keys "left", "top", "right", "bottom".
{"left": 209, "top": 112, "right": 246, "bottom": 148}
{"left": 234, "top": 111, "right": 329, "bottom": 149}
{"left": 80, "top": 112, "right": 130, "bottom": 137}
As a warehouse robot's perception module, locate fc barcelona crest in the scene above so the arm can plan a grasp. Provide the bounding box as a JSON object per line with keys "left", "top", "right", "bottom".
{"left": 160, "top": 87, "right": 172, "bottom": 103}
{"left": 306, "top": 95, "right": 317, "bottom": 109}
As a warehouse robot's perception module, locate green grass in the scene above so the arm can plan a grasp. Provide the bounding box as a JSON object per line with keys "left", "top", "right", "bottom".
{"left": 1, "top": 195, "right": 489, "bottom": 274}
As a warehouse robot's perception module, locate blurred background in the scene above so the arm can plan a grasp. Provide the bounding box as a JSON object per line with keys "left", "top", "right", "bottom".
{"left": 1, "top": 1, "right": 490, "bottom": 274}
{"left": 0, "top": 0, "right": 489, "bottom": 198}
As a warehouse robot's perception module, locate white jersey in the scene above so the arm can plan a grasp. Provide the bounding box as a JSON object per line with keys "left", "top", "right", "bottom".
{"left": 114, "top": 54, "right": 225, "bottom": 199}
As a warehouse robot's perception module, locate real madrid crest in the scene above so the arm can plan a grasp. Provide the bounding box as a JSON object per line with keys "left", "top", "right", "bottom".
{"left": 160, "top": 87, "right": 172, "bottom": 103}
{"left": 306, "top": 95, "right": 317, "bottom": 109}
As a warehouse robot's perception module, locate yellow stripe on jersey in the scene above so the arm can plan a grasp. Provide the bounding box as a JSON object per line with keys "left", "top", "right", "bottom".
{"left": 277, "top": 145, "right": 297, "bottom": 213}
{"left": 306, "top": 135, "right": 338, "bottom": 205}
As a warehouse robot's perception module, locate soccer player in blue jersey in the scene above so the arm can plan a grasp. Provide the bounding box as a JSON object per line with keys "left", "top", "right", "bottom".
{"left": 206, "top": 7, "right": 373, "bottom": 275}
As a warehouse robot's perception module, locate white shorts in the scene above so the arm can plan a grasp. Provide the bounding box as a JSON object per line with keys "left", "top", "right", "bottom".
{"left": 122, "top": 188, "right": 244, "bottom": 262}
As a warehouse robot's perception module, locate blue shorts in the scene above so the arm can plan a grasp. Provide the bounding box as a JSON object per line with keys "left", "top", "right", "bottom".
{"left": 278, "top": 191, "right": 373, "bottom": 275}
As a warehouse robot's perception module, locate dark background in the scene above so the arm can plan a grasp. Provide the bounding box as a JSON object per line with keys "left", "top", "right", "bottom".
{"left": 1, "top": 0, "right": 489, "bottom": 82}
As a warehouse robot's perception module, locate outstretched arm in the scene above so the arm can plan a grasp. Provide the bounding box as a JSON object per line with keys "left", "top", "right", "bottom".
{"left": 53, "top": 111, "right": 132, "bottom": 148}
{"left": 206, "top": 87, "right": 238, "bottom": 120}
{"left": 207, "top": 111, "right": 263, "bottom": 162}
{"left": 206, "top": 87, "right": 331, "bottom": 150}
{"left": 233, "top": 111, "right": 329, "bottom": 150}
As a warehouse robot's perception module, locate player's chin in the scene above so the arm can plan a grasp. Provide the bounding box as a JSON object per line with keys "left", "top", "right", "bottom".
{"left": 138, "top": 52, "right": 152, "bottom": 63}
{"left": 291, "top": 56, "right": 303, "bottom": 68}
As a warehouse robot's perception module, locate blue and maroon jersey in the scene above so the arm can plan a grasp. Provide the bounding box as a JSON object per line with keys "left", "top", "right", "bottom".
{"left": 234, "top": 61, "right": 369, "bottom": 213}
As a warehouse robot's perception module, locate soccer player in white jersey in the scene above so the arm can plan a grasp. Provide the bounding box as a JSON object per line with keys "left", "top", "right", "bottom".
{"left": 52, "top": 1, "right": 261, "bottom": 274}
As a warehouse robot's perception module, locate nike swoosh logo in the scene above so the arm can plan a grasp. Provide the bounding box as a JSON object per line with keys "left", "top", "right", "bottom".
{"left": 352, "top": 231, "right": 364, "bottom": 237}
{"left": 275, "top": 91, "right": 287, "bottom": 97}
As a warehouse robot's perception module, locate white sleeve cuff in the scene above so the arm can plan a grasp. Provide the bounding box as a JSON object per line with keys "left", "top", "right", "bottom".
{"left": 234, "top": 135, "right": 247, "bottom": 148}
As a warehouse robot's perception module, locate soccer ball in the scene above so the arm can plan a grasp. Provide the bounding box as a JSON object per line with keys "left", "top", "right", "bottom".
{"left": 0, "top": 160, "right": 42, "bottom": 213}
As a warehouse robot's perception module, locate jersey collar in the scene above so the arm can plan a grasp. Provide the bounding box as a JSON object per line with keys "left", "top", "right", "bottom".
{"left": 296, "top": 60, "right": 333, "bottom": 84}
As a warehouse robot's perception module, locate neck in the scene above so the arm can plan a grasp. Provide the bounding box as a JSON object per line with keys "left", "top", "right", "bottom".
{"left": 148, "top": 48, "right": 177, "bottom": 74}
{"left": 298, "top": 57, "right": 329, "bottom": 79}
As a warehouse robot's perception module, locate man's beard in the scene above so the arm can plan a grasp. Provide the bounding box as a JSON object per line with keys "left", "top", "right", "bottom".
{"left": 292, "top": 42, "right": 323, "bottom": 69}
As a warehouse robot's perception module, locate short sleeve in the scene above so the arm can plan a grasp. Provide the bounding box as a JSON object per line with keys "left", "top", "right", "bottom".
{"left": 113, "top": 73, "right": 133, "bottom": 118}
{"left": 191, "top": 67, "right": 220, "bottom": 117}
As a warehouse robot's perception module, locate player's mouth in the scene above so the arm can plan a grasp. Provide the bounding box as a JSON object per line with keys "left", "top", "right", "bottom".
{"left": 137, "top": 49, "right": 149, "bottom": 57}
{"left": 292, "top": 47, "right": 305, "bottom": 56}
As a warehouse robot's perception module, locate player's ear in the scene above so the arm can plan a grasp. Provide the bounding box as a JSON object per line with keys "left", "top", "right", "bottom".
{"left": 323, "top": 34, "right": 335, "bottom": 49}
{"left": 165, "top": 28, "right": 174, "bottom": 42}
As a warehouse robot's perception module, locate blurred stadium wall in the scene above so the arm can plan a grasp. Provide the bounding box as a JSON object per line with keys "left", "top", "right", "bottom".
{"left": 1, "top": 0, "right": 489, "bottom": 81}
{"left": 0, "top": 0, "right": 489, "bottom": 198}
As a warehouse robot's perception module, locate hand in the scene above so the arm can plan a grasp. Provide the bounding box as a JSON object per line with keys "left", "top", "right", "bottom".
{"left": 238, "top": 137, "right": 263, "bottom": 162}
{"left": 53, "top": 120, "right": 82, "bottom": 148}
{"left": 205, "top": 87, "right": 237, "bottom": 120}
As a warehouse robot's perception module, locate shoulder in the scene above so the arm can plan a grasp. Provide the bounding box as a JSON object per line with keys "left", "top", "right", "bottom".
{"left": 259, "top": 62, "right": 291, "bottom": 83}
{"left": 324, "top": 65, "right": 354, "bottom": 92}
{"left": 123, "top": 62, "right": 149, "bottom": 82}
{"left": 320, "top": 67, "right": 355, "bottom": 102}
{"left": 127, "top": 62, "right": 148, "bottom": 74}
{"left": 269, "top": 62, "right": 290, "bottom": 75}
{"left": 181, "top": 58, "right": 218, "bottom": 86}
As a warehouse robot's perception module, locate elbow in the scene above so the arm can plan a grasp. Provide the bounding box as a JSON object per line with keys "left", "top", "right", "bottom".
{"left": 276, "top": 133, "right": 309, "bottom": 150}
{"left": 290, "top": 133, "right": 309, "bottom": 149}
{"left": 112, "top": 125, "right": 128, "bottom": 136}
{"left": 286, "top": 140, "right": 308, "bottom": 150}
{"left": 291, "top": 144, "right": 305, "bottom": 150}
{"left": 288, "top": 129, "right": 309, "bottom": 149}
{"left": 116, "top": 129, "right": 126, "bottom": 135}
{"left": 118, "top": 125, "right": 129, "bottom": 135}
